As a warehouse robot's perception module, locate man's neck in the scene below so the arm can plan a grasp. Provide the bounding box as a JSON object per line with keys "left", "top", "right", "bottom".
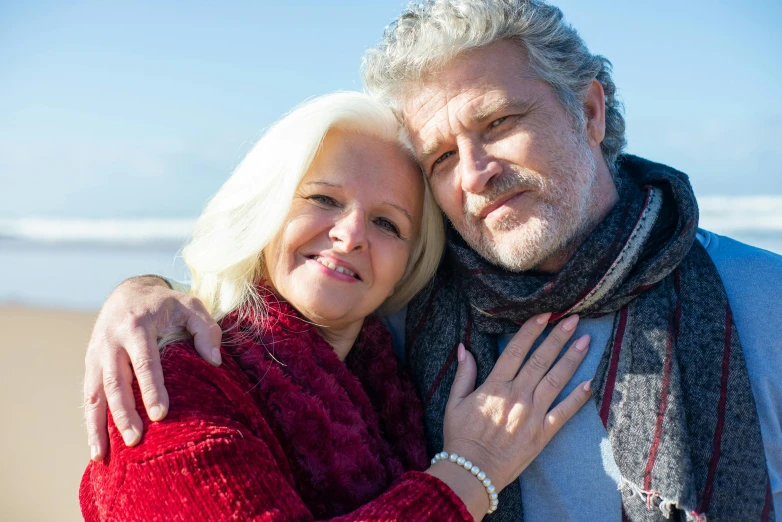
{"left": 535, "top": 159, "right": 619, "bottom": 273}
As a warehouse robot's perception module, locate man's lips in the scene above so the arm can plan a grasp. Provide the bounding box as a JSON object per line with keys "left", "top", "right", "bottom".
{"left": 478, "top": 190, "right": 530, "bottom": 219}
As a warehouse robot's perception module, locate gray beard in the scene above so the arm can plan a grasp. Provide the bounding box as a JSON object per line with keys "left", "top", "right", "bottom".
{"left": 458, "top": 133, "right": 598, "bottom": 272}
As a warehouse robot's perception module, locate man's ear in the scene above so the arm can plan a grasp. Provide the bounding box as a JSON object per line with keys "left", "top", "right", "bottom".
{"left": 584, "top": 79, "right": 606, "bottom": 148}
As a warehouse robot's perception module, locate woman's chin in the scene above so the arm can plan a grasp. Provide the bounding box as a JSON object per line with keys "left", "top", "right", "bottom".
{"left": 288, "top": 297, "right": 360, "bottom": 327}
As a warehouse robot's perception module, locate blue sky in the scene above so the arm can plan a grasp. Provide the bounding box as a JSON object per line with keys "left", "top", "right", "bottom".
{"left": 1, "top": 0, "right": 780, "bottom": 219}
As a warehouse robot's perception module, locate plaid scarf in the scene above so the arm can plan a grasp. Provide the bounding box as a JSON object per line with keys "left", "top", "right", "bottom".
{"left": 405, "top": 155, "right": 773, "bottom": 521}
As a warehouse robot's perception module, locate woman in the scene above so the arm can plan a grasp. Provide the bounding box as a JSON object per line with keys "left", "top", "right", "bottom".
{"left": 80, "top": 92, "right": 592, "bottom": 521}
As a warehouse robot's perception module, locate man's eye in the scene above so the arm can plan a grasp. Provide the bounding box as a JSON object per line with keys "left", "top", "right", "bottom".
{"left": 374, "top": 217, "right": 401, "bottom": 237}
{"left": 310, "top": 195, "right": 337, "bottom": 206}
{"left": 489, "top": 116, "right": 508, "bottom": 128}
{"left": 432, "top": 150, "right": 455, "bottom": 171}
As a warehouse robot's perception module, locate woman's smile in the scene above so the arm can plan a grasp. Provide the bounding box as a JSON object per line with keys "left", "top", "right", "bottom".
{"left": 305, "top": 254, "right": 361, "bottom": 281}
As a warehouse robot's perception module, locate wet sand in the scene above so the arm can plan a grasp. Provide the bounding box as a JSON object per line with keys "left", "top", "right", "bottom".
{"left": 0, "top": 305, "right": 95, "bottom": 521}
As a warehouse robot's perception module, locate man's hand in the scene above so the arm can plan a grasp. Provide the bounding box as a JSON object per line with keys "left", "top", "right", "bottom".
{"left": 83, "top": 276, "right": 222, "bottom": 461}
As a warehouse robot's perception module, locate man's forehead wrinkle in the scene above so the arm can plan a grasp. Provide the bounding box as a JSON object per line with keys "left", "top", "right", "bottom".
{"left": 403, "top": 66, "right": 489, "bottom": 123}
{"left": 454, "top": 89, "right": 510, "bottom": 124}
{"left": 403, "top": 87, "right": 447, "bottom": 141}
{"left": 416, "top": 91, "right": 485, "bottom": 165}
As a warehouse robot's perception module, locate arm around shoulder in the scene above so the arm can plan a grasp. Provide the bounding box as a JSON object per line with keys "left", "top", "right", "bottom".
{"left": 80, "top": 343, "right": 473, "bottom": 522}
{"left": 83, "top": 274, "right": 221, "bottom": 461}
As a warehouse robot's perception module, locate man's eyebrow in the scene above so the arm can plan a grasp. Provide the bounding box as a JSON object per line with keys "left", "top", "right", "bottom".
{"left": 418, "top": 100, "right": 532, "bottom": 169}
{"left": 469, "top": 99, "right": 529, "bottom": 124}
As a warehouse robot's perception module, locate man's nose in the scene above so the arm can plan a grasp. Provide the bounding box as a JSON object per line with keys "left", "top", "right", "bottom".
{"left": 329, "top": 209, "right": 368, "bottom": 252}
{"left": 457, "top": 141, "right": 503, "bottom": 194}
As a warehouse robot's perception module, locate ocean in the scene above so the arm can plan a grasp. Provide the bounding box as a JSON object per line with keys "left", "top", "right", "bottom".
{"left": 2, "top": 196, "right": 782, "bottom": 311}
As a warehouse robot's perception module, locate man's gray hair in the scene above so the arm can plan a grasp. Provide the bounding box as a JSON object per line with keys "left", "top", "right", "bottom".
{"left": 362, "top": 0, "right": 627, "bottom": 171}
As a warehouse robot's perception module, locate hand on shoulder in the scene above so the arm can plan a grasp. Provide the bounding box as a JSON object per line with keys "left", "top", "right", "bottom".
{"left": 83, "top": 275, "right": 221, "bottom": 460}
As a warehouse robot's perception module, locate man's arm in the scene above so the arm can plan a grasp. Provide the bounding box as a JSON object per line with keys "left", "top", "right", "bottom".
{"left": 83, "top": 275, "right": 221, "bottom": 461}
{"left": 81, "top": 342, "right": 474, "bottom": 522}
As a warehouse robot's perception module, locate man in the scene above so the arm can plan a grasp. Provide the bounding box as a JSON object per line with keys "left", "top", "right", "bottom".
{"left": 83, "top": 1, "right": 780, "bottom": 520}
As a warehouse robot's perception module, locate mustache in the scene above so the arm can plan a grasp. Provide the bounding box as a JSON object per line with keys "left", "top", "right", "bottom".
{"left": 463, "top": 169, "right": 545, "bottom": 217}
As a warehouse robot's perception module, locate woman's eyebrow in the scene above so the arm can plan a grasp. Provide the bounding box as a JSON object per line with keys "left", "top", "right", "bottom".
{"left": 305, "top": 181, "right": 413, "bottom": 223}
{"left": 304, "top": 181, "right": 341, "bottom": 188}
{"left": 384, "top": 202, "right": 413, "bottom": 223}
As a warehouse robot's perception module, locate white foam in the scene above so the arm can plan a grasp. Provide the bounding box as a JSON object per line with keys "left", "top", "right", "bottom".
{"left": 698, "top": 196, "right": 782, "bottom": 233}
{"left": 0, "top": 218, "right": 196, "bottom": 245}
{"left": 1, "top": 195, "right": 781, "bottom": 245}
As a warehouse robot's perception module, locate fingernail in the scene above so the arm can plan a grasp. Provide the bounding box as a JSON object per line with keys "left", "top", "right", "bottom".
{"left": 149, "top": 405, "right": 163, "bottom": 421}
{"left": 582, "top": 379, "right": 593, "bottom": 392}
{"left": 561, "top": 315, "right": 579, "bottom": 331}
{"left": 457, "top": 343, "right": 465, "bottom": 363}
{"left": 211, "top": 347, "right": 222, "bottom": 365}
{"left": 90, "top": 445, "right": 99, "bottom": 460}
{"left": 575, "top": 335, "right": 590, "bottom": 352}
{"left": 536, "top": 312, "right": 552, "bottom": 325}
{"left": 122, "top": 428, "right": 139, "bottom": 446}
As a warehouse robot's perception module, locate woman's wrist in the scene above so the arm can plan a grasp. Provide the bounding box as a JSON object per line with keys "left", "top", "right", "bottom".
{"left": 426, "top": 460, "right": 490, "bottom": 521}
{"left": 443, "top": 441, "right": 509, "bottom": 492}
{"left": 432, "top": 452, "right": 499, "bottom": 513}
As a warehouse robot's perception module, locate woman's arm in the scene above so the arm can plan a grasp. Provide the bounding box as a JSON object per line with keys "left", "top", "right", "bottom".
{"left": 80, "top": 343, "right": 472, "bottom": 522}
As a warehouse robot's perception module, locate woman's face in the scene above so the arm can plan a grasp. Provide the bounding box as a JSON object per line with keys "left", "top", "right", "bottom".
{"left": 265, "top": 130, "right": 424, "bottom": 330}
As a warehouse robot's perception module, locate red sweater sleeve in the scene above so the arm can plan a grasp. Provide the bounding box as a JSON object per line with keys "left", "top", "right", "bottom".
{"left": 79, "top": 344, "right": 472, "bottom": 522}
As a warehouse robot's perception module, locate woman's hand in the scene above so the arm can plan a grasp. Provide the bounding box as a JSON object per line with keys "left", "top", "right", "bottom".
{"left": 83, "top": 276, "right": 221, "bottom": 461}
{"left": 431, "top": 313, "right": 592, "bottom": 517}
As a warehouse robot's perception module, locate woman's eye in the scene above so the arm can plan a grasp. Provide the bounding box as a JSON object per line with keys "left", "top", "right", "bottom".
{"left": 489, "top": 116, "right": 508, "bottom": 128}
{"left": 375, "top": 217, "right": 401, "bottom": 237}
{"left": 310, "top": 194, "right": 337, "bottom": 207}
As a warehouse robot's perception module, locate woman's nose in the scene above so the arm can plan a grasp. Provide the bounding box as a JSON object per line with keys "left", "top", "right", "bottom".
{"left": 329, "top": 209, "right": 368, "bottom": 252}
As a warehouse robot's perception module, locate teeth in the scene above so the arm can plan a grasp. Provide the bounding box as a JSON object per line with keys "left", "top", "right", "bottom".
{"left": 313, "top": 256, "right": 356, "bottom": 278}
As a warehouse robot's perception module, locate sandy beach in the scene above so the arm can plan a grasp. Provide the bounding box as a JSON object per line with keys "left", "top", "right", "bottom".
{"left": 0, "top": 305, "right": 95, "bottom": 522}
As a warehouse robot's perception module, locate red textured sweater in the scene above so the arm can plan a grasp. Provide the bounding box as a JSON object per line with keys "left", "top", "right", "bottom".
{"left": 79, "top": 297, "right": 472, "bottom": 521}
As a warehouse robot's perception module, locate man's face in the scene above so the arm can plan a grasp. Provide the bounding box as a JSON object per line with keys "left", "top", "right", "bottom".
{"left": 402, "top": 40, "right": 603, "bottom": 272}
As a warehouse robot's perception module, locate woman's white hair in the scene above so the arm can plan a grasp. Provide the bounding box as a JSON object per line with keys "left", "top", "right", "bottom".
{"left": 183, "top": 91, "right": 445, "bottom": 323}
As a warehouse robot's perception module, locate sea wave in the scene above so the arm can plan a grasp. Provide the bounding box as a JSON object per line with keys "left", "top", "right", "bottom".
{"left": 698, "top": 196, "right": 782, "bottom": 233}
{"left": 0, "top": 218, "right": 195, "bottom": 245}
{"left": 1, "top": 196, "right": 780, "bottom": 245}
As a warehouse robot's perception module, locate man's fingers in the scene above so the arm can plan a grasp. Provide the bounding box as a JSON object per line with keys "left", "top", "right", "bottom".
{"left": 103, "top": 358, "right": 143, "bottom": 447}
{"left": 183, "top": 298, "right": 222, "bottom": 366}
{"left": 533, "top": 335, "right": 590, "bottom": 410}
{"left": 516, "top": 315, "right": 579, "bottom": 390}
{"left": 447, "top": 344, "right": 477, "bottom": 407}
{"left": 543, "top": 379, "right": 593, "bottom": 440}
{"left": 83, "top": 366, "right": 109, "bottom": 461}
{"left": 490, "top": 313, "right": 551, "bottom": 382}
{"left": 127, "top": 329, "right": 169, "bottom": 422}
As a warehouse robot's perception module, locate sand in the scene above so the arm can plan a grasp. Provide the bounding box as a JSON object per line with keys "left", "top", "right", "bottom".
{"left": 0, "top": 305, "right": 96, "bottom": 522}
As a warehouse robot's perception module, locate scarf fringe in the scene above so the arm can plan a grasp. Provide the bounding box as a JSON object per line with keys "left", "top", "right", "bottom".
{"left": 618, "top": 478, "right": 706, "bottom": 522}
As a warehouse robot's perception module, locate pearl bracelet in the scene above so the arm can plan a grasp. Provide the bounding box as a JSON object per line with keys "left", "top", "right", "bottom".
{"left": 431, "top": 451, "right": 499, "bottom": 514}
